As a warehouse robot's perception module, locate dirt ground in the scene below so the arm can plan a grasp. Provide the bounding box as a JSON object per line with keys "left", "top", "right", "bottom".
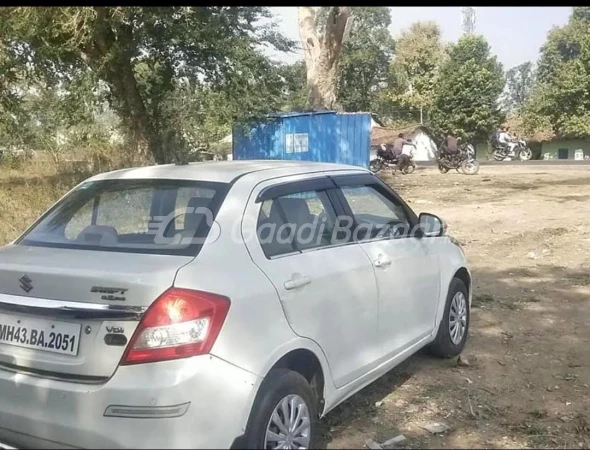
{"left": 324, "top": 166, "right": 590, "bottom": 449}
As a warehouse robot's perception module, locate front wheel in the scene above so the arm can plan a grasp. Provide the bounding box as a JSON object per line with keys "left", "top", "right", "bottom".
{"left": 461, "top": 159, "right": 480, "bottom": 175}
{"left": 244, "top": 369, "right": 319, "bottom": 449}
{"left": 438, "top": 163, "right": 450, "bottom": 174}
{"left": 428, "top": 277, "right": 470, "bottom": 358}
{"left": 402, "top": 161, "right": 416, "bottom": 174}
{"left": 369, "top": 159, "right": 383, "bottom": 173}
{"left": 518, "top": 147, "right": 533, "bottom": 161}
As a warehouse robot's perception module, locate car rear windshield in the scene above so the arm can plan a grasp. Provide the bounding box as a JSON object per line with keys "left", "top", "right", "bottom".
{"left": 17, "top": 178, "right": 229, "bottom": 256}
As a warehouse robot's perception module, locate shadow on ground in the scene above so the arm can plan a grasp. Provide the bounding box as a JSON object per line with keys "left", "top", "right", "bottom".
{"left": 320, "top": 264, "right": 590, "bottom": 449}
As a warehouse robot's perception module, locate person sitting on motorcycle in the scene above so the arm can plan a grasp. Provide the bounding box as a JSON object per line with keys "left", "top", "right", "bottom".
{"left": 379, "top": 143, "right": 395, "bottom": 161}
{"left": 505, "top": 127, "right": 519, "bottom": 156}
{"left": 444, "top": 132, "right": 461, "bottom": 156}
{"left": 497, "top": 126, "right": 511, "bottom": 154}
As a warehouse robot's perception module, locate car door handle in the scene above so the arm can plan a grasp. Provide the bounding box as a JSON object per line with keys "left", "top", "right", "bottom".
{"left": 284, "top": 275, "right": 312, "bottom": 290}
{"left": 373, "top": 255, "right": 392, "bottom": 268}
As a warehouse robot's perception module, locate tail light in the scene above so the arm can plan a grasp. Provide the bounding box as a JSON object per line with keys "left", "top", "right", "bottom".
{"left": 121, "top": 288, "right": 230, "bottom": 365}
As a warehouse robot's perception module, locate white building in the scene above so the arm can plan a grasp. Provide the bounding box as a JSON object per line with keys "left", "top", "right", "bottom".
{"left": 371, "top": 125, "right": 439, "bottom": 162}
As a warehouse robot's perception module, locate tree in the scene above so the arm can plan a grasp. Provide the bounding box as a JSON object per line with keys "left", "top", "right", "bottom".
{"left": 0, "top": 7, "right": 294, "bottom": 163}
{"left": 502, "top": 61, "right": 534, "bottom": 112}
{"left": 279, "top": 61, "right": 307, "bottom": 112}
{"left": 522, "top": 7, "right": 590, "bottom": 138}
{"left": 386, "top": 22, "right": 445, "bottom": 116}
{"left": 337, "top": 7, "right": 394, "bottom": 112}
{"left": 0, "top": 42, "right": 27, "bottom": 148}
{"left": 430, "top": 35, "right": 505, "bottom": 140}
{"left": 298, "top": 7, "right": 353, "bottom": 110}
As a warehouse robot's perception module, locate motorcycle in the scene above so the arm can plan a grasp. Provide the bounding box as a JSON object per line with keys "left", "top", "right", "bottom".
{"left": 492, "top": 138, "right": 532, "bottom": 161}
{"left": 369, "top": 144, "right": 417, "bottom": 175}
{"left": 437, "top": 140, "right": 480, "bottom": 175}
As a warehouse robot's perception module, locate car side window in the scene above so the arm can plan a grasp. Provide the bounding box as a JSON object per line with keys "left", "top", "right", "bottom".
{"left": 257, "top": 190, "right": 338, "bottom": 258}
{"left": 340, "top": 185, "right": 411, "bottom": 241}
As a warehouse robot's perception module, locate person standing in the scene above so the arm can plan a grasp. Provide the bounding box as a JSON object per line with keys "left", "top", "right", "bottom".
{"left": 395, "top": 134, "right": 415, "bottom": 173}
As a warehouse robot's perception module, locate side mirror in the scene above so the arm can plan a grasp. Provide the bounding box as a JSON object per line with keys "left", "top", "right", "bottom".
{"left": 417, "top": 213, "right": 446, "bottom": 238}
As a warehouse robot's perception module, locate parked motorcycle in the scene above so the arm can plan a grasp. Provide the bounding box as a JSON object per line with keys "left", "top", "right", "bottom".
{"left": 437, "top": 140, "right": 480, "bottom": 175}
{"left": 369, "top": 144, "right": 417, "bottom": 175}
{"left": 492, "top": 138, "right": 532, "bottom": 161}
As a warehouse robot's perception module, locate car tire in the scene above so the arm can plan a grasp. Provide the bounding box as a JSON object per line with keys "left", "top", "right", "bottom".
{"left": 428, "top": 277, "right": 470, "bottom": 358}
{"left": 244, "top": 369, "right": 319, "bottom": 449}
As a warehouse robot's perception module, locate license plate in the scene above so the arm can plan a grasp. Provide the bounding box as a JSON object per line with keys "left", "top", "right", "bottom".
{"left": 0, "top": 313, "right": 81, "bottom": 356}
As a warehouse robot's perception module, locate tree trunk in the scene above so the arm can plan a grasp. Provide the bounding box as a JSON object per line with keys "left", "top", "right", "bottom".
{"left": 85, "top": 8, "right": 164, "bottom": 163}
{"left": 298, "top": 7, "right": 353, "bottom": 111}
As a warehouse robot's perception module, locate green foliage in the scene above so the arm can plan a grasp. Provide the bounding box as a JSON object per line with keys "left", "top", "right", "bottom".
{"left": 502, "top": 62, "right": 534, "bottom": 112}
{"left": 385, "top": 22, "right": 445, "bottom": 111}
{"left": 279, "top": 61, "right": 307, "bottom": 112}
{"left": 0, "top": 42, "right": 27, "bottom": 147}
{"left": 430, "top": 35, "right": 505, "bottom": 140}
{"left": 522, "top": 8, "right": 590, "bottom": 138}
{"left": 571, "top": 6, "right": 590, "bottom": 23}
{"left": 337, "top": 7, "right": 394, "bottom": 112}
{"left": 0, "top": 7, "right": 295, "bottom": 163}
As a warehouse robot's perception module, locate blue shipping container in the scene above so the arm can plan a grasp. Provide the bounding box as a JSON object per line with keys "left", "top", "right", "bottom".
{"left": 232, "top": 111, "right": 372, "bottom": 168}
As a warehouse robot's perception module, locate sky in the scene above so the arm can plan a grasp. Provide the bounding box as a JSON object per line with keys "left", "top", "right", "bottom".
{"left": 267, "top": 7, "right": 573, "bottom": 70}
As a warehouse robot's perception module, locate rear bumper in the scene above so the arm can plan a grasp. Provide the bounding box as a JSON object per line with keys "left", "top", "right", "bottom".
{"left": 0, "top": 355, "right": 261, "bottom": 449}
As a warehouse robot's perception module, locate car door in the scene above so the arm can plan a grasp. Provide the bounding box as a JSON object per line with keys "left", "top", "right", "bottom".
{"left": 332, "top": 174, "right": 441, "bottom": 360}
{"left": 242, "top": 175, "right": 381, "bottom": 388}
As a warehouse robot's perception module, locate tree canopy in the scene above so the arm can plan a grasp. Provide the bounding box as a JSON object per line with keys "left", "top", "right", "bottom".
{"left": 0, "top": 7, "right": 295, "bottom": 162}
{"left": 430, "top": 34, "right": 505, "bottom": 140}
{"left": 337, "top": 7, "right": 394, "bottom": 112}
{"left": 388, "top": 21, "right": 444, "bottom": 112}
{"left": 522, "top": 7, "right": 590, "bottom": 138}
{"left": 6, "top": 7, "right": 584, "bottom": 160}
{"left": 502, "top": 61, "right": 534, "bottom": 113}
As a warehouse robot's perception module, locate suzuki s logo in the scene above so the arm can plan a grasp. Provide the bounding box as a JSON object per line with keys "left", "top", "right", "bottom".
{"left": 19, "top": 274, "right": 33, "bottom": 293}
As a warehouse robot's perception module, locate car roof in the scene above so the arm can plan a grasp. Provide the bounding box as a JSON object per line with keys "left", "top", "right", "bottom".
{"left": 87, "top": 160, "right": 368, "bottom": 184}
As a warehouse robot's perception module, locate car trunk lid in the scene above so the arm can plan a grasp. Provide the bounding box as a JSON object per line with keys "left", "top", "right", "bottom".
{"left": 0, "top": 245, "right": 193, "bottom": 381}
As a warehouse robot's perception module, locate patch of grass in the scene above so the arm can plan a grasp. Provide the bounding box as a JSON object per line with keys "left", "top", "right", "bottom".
{"left": 528, "top": 409, "right": 549, "bottom": 419}
{"left": 472, "top": 293, "right": 495, "bottom": 308}
{"left": 567, "top": 273, "right": 590, "bottom": 286}
{"left": 573, "top": 414, "right": 590, "bottom": 436}
{"left": 501, "top": 301, "right": 520, "bottom": 311}
{"left": 0, "top": 166, "right": 78, "bottom": 245}
{"left": 0, "top": 148, "right": 151, "bottom": 246}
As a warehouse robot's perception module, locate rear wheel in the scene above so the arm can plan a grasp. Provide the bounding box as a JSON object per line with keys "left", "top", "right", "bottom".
{"left": 493, "top": 150, "right": 506, "bottom": 161}
{"left": 369, "top": 159, "right": 383, "bottom": 173}
{"left": 438, "top": 163, "right": 450, "bottom": 174}
{"left": 244, "top": 369, "right": 319, "bottom": 449}
{"left": 428, "top": 277, "right": 470, "bottom": 358}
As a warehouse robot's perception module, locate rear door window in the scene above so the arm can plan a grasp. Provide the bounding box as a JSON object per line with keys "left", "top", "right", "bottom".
{"left": 19, "top": 179, "right": 228, "bottom": 256}
{"left": 257, "top": 190, "right": 338, "bottom": 258}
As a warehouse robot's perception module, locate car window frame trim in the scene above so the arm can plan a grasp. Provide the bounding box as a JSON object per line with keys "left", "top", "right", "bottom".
{"left": 254, "top": 175, "right": 361, "bottom": 260}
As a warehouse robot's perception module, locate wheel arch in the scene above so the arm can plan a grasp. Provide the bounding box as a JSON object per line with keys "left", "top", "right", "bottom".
{"left": 233, "top": 340, "right": 332, "bottom": 449}
{"left": 271, "top": 348, "right": 326, "bottom": 413}
{"left": 255, "top": 338, "right": 333, "bottom": 416}
{"left": 434, "top": 251, "right": 472, "bottom": 333}
{"left": 453, "top": 266, "right": 472, "bottom": 303}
